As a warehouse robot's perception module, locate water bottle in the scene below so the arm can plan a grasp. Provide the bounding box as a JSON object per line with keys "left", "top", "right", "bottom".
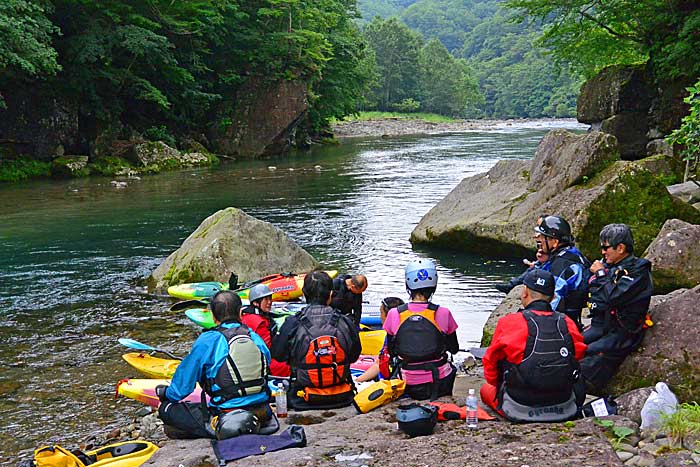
{"left": 466, "top": 388, "right": 478, "bottom": 430}
{"left": 275, "top": 383, "right": 288, "bottom": 418}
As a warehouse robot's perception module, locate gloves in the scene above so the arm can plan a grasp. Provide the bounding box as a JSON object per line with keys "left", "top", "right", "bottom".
{"left": 155, "top": 384, "right": 170, "bottom": 403}
{"left": 494, "top": 283, "right": 513, "bottom": 294}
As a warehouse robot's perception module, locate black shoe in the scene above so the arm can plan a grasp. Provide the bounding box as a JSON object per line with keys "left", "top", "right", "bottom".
{"left": 494, "top": 283, "right": 512, "bottom": 294}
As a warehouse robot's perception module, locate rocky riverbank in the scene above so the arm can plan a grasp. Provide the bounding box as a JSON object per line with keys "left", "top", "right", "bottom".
{"left": 332, "top": 117, "right": 586, "bottom": 139}
{"left": 50, "top": 355, "right": 700, "bottom": 467}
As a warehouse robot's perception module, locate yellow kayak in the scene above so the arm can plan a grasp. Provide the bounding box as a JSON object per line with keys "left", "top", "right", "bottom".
{"left": 122, "top": 352, "right": 179, "bottom": 379}
{"left": 34, "top": 441, "right": 158, "bottom": 467}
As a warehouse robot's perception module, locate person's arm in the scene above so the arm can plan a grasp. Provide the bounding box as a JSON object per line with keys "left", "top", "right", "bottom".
{"left": 564, "top": 317, "right": 587, "bottom": 360}
{"left": 165, "top": 333, "right": 213, "bottom": 402}
{"left": 356, "top": 364, "right": 380, "bottom": 383}
{"left": 271, "top": 316, "right": 299, "bottom": 363}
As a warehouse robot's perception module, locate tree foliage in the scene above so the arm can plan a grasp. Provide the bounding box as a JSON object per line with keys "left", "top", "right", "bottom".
{"left": 505, "top": 0, "right": 700, "bottom": 80}
{"left": 667, "top": 79, "right": 700, "bottom": 182}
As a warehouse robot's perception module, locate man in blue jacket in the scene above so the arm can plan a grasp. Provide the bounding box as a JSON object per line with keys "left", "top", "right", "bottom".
{"left": 156, "top": 290, "right": 271, "bottom": 439}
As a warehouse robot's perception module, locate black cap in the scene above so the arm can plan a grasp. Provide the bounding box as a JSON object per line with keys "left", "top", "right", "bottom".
{"left": 523, "top": 269, "right": 555, "bottom": 296}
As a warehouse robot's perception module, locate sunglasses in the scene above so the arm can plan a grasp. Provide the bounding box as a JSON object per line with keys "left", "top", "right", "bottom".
{"left": 600, "top": 244, "right": 614, "bottom": 251}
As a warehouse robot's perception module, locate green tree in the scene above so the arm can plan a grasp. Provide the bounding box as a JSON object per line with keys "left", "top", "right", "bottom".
{"left": 505, "top": 0, "right": 700, "bottom": 79}
{"left": 363, "top": 16, "right": 423, "bottom": 110}
{"left": 418, "top": 39, "right": 481, "bottom": 116}
{"left": 667, "top": 78, "right": 700, "bottom": 182}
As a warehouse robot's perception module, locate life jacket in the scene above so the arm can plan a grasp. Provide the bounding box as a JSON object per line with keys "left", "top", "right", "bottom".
{"left": 543, "top": 246, "right": 591, "bottom": 313}
{"left": 606, "top": 257, "right": 653, "bottom": 334}
{"left": 498, "top": 309, "right": 580, "bottom": 421}
{"left": 241, "top": 304, "right": 278, "bottom": 338}
{"left": 291, "top": 307, "right": 355, "bottom": 403}
{"left": 201, "top": 324, "right": 268, "bottom": 403}
{"left": 393, "top": 303, "right": 446, "bottom": 364}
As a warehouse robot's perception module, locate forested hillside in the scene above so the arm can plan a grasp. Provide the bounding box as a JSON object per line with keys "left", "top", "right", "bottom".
{"left": 357, "top": 0, "right": 583, "bottom": 118}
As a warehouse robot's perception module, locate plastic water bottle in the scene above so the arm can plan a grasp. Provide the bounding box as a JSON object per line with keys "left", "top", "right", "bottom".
{"left": 466, "top": 388, "right": 478, "bottom": 430}
{"left": 275, "top": 383, "right": 288, "bottom": 418}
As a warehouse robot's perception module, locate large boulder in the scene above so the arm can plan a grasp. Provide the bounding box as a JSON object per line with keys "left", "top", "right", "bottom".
{"left": 50, "top": 155, "right": 89, "bottom": 178}
{"left": 481, "top": 285, "right": 524, "bottom": 347}
{"left": 643, "top": 219, "right": 700, "bottom": 293}
{"left": 606, "top": 286, "right": 700, "bottom": 402}
{"left": 147, "top": 208, "right": 320, "bottom": 292}
{"left": 577, "top": 64, "right": 651, "bottom": 124}
{"left": 667, "top": 181, "right": 700, "bottom": 205}
{"left": 411, "top": 130, "right": 700, "bottom": 259}
{"left": 127, "top": 141, "right": 210, "bottom": 169}
{"left": 209, "top": 78, "right": 308, "bottom": 157}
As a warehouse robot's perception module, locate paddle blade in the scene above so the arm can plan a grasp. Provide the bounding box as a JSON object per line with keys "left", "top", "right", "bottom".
{"left": 169, "top": 299, "right": 210, "bottom": 311}
{"left": 118, "top": 338, "right": 156, "bottom": 352}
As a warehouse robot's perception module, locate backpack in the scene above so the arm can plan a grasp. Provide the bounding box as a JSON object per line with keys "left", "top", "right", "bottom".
{"left": 202, "top": 324, "right": 269, "bottom": 402}
{"left": 292, "top": 310, "right": 354, "bottom": 403}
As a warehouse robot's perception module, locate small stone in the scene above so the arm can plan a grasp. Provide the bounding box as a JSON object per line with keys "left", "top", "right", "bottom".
{"left": 616, "top": 443, "right": 638, "bottom": 454}
{"left": 617, "top": 451, "right": 634, "bottom": 462}
{"left": 136, "top": 407, "right": 151, "bottom": 417}
{"left": 691, "top": 453, "right": 700, "bottom": 464}
{"left": 636, "top": 452, "right": 654, "bottom": 467}
{"left": 106, "top": 428, "right": 120, "bottom": 440}
{"left": 624, "top": 455, "right": 639, "bottom": 465}
{"left": 267, "top": 166, "right": 277, "bottom": 171}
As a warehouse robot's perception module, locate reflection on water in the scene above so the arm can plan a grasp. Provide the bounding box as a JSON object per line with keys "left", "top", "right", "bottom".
{"left": 0, "top": 120, "right": 585, "bottom": 461}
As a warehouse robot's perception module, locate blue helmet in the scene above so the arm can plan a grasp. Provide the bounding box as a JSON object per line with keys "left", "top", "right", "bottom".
{"left": 405, "top": 258, "right": 438, "bottom": 291}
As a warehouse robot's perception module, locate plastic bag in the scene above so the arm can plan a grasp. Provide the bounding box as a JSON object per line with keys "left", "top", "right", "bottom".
{"left": 640, "top": 382, "right": 678, "bottom": 430}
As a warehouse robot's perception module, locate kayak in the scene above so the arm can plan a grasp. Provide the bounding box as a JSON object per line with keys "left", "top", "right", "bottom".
{"left": 167, "top": 270, "right": 338, "bottom": 301}
{"left": 34, "top": 441, "right": 158, "bottom": 467}
{"left": 185, "top": 305, "right": 299, "bottom": 330}
{"left": 122, "top": 352, "right": 179, "bottom": 379}
{"left": 116, "top": 378, "right": 206, "bottom": 408}
{"left": 359, "top": 329, "right": 386, "bottom": 355}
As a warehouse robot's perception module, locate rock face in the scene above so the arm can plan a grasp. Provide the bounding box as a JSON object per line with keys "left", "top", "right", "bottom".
{"left": 411, "top": 130, "right": 700, "bottom": 259}
{"left": 0, "top": 90, "right": 84, "bottom": 160}
{"left": 127, "top": 141, "right": 210, "bottom": 169}
{"left": 481, "top": 285, "right": 524, "bottom": 346}
{"left": 577, "top": 64, "right": 693, "bottom": 160}
{"left": 607, "top": 286, "right": 700, "bottom": 402}
{"left": 147, "top": 208, "right": 320, "bottom": 292}
{"left": 209, "top": 79, "right": 308, "bottom": 157}
{"left": 643, "top": 219, "right": 700, "bottom": 293}
{"left": 667, "top": 181, "right": 700, "bottom": 205}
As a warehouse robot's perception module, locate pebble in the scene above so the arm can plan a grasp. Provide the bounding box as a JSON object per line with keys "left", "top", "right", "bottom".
{"left": 106, "top": 428, "right": 120, "bottom": 440}
{"left": 314, "top": 165, "right": 322, "bottom": 171}
{"left": 136, "top": 407, "right": 151, "bottom": 417}
{"left": 616, "top": 443, "right": 638, "bottom": 454}
{"left": 636, "top": 452, "right": 654, "bottom": 467}
{"left": 617, "top": 452, "right": 634, "bottom": 462}
{"left": 267, "top": 166, "right": 277, "bottom": 171}
{"left": 692, "top": 453, "right": 700, "bottom": 464}
{"left": 624, "top": 455, "right": 639, "bottom": 465}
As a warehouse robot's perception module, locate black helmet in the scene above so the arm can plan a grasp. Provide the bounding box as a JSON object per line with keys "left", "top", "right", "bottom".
{"left": 534, "top": 215, "right": 573, "bottom": 244}
{"left": 396, "top": 403, "right": 438, "bottom": 437}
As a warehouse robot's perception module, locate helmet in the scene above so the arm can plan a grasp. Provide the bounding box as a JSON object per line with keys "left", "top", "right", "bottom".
{"left": 215, "top": 409, "right": 260, "bottom": 440}
{"left": 396, "top": 403, "right": 438, "bottom": 437}
{"left": 534, "top": 215, "right": 573, "bottom": 244}
{"left": 249, "top": 284, "right": 273, "bottom": 303}
{"left": 405, "top": 259, "right": 438, "bottom": 290}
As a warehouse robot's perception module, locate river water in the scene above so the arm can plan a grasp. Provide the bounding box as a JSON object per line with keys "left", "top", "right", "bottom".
{"left": 0, "top": 120, "right": 585, "bottom": 461}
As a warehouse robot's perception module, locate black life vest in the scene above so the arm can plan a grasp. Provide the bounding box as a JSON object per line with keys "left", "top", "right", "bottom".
{"left": 501, "top": 309, "right": 579, "bottom": 407}
{"left": 392, "top": 303, "right": 446, "bottom": 364}
{"left": 201, "top": 324, "right": 268, "bottom": 403}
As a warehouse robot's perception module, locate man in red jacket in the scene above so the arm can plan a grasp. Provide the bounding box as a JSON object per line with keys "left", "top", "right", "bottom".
{"left": 241, "top": 284, "right": 290, "bottom": 377}
{"left": 481, "top": 269, "right": 587, "bottom": 422}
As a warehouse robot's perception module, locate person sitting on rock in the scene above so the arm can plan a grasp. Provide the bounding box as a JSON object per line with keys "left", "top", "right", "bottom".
{"left": 241, "top": 284, "right": 290, "bottom": 377}
{"left": 481, "top": 269, "right": 587, "bottom": 422}
{"left": 580, "top": 223, "right": 653, "bottom": 393}
{"left": 356, "top": 296, "right": 405, "bottom": 383}
{"left": 272, "top": 270, "right": 361, "bottom": 410}
{"left": 494, "top": 213, "right": 550, "bottom": 294}
{"left": 331, "top": 273, "right": 368, "bottom": 327}
{"left": 533, "top": 215, "right": 590, "bottom": 328}
{"left": 384, "top": 259, "right": 459, "bottom": 401}
{"left": 156, "top": 291, "right": 271, "bottom": 439}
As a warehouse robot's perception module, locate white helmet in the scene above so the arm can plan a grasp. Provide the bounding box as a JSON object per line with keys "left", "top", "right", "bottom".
{"left": 405, "top": 258, "right": 438, "bottom": 291}
{"left": 249, "top": 284, "right": 273, "bottom": 303}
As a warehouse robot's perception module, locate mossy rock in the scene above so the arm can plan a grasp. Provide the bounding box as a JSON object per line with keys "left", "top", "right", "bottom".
{"left": 88, "top": 156, "right": 134, "bottom": 176}
{"left": 51, "top": 155, "right": 90, "bottom": 178}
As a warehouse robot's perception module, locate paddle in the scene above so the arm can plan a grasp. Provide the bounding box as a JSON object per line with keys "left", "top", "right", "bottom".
{"left": 169, "top": 298, "right": 210, "bottom": 312}
{"left": 118, "top": 338, "right": 182, "bottom": 360}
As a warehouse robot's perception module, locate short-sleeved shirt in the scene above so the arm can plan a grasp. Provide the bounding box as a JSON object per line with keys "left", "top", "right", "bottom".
{"left": 383, "top": 302, "right": 458, "bottom": 385}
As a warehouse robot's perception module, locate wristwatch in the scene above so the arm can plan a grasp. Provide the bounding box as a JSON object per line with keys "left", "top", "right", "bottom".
{"left": 596, "top": 269, "right": 606, "bottom": 278}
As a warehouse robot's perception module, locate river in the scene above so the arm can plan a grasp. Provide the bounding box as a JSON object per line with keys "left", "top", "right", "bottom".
{"left": 0, "top": 119, "right": 585, "bottom": 462}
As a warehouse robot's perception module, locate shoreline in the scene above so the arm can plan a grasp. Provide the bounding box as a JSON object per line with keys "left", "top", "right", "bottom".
{"left": 332, "top": 117, "right": 588, "bottom": 139}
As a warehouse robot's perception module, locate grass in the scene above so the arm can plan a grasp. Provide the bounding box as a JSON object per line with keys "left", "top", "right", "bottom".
{"left": 334, "top": 111, "right": 462, "bottom": 123}
{"left": 661, "top": 402, "right": 700, "bottom": 447}
{"left": 0, "top": 156, "right": 51, "bottom": 182}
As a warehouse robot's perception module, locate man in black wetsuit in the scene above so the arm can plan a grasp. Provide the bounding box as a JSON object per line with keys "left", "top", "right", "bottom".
{"left": 330, "top": 274, "right": 367, "bottom": 327}
{"left": 533, "top": 215, "right": 590, "bottom": 329}
{"left": 580, "top": 223, "right": 653, "bottom": 393}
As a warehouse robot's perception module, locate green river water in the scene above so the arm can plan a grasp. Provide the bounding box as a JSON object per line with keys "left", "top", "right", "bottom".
{"left": 0, "top": 120, "right": 584, "bottom": 462}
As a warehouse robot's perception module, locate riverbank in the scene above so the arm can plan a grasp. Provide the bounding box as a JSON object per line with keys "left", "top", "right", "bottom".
{"left": 332, "top": 117, "right": 587, "bottom": 139}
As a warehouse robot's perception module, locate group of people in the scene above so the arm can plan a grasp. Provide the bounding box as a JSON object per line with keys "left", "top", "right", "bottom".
{"left": 154, "top": 216, "right": 653, "bottom": 438}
